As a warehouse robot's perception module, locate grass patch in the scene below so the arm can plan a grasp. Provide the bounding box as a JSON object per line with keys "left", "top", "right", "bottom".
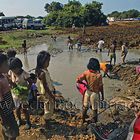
{"left": 0, "top": 27, "right": 75, "bottom": 50}
{"left": 0, "top": 29, "right": 55, "bottom": 50}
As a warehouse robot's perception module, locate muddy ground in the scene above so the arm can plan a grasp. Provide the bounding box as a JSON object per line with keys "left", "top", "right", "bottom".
{"left": 0, "top": 22, "right": 140, "bottom": 140}
{"left": 112, "top": 61, "right": 140, "bottom": 97}
{"left": 60, "top": 21, "right": 140, "bottom": 49}
{"left": 0, "top": 62, "right": 139, "bottom": 140}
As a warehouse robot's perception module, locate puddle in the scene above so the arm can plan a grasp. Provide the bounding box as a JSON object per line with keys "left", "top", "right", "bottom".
{"left": 17, "top": 36, "right": 140, "bottom": 108}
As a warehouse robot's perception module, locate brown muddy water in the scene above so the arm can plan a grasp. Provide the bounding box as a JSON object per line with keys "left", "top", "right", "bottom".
{"left": 17, "top": 36, "right": 140, "bottom": 108}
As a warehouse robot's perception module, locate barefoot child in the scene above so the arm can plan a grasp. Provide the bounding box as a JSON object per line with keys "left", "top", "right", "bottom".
{"left": 9, "top": 57, "right": 32, "bottom": 130}
{"left": 77, "top": 39, "right": 82, "bottom": 51}
{"left": 22, "top": 40, "right": 27, "bottom": 55}
{"left": 67, "top": 36, "right": 73, "bottom": 50}
{"left": 100, "top": 62, "right": 113, "bottom": 78}
{"left": 35, "top": 51, "right": 55, "bottom": 129}
{"left": 28, "top": 73, "right": 39, "bottom": 107}
{"left": 121, "top": 42, "right": 128, "bottom": 64}
{"left": 76, "top": 58, "right": 104, "bottom": 124}
{"left": 0, "top": 54, "right": 19, "bottom": 140}
{"left": 108, "top": 40, "right": 117, "bottom": 65}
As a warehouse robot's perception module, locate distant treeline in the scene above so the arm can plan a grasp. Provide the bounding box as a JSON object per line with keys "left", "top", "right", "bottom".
{"left": 43, "top": 0, "right": 107, "bottom": 27}
{"left": 0, "top": 12, "right": 5, "bottom": 16}
{"left": 108, "top": 9, "right": 140, "bottom": 19}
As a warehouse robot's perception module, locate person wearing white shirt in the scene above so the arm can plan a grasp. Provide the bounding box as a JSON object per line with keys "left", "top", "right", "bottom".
{"left": 96, "top": 38, "right": 105, "bottom": 52}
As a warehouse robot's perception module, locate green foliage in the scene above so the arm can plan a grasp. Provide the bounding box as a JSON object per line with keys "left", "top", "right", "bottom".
{"left": 44, "top": 0, "right": 107, "bottom": 27}
{"left": 108, "top": 9, "right": 140, "bottom": 19}
{"left": 43, "top": 11, "right": 59, "bottom": 26}
{"left": 11, "top": 85, "right": 29, "bottom": 100}
{"left": 82, "top": 1, "right": 104, "bottom": 26}
{"left": 25, "top": 15, "right": 34, "bottom": 19}
{"left": 44, "top": 2, "right": 63, "bottom": 13}
{"left": 37, "top": 16, "right": 44, "bottom": 19}
{"left": 0, "top": 30, "right": 51, "bottom": 49}
{"left": 108, "top": 11, "right": 120, "bottom": 18}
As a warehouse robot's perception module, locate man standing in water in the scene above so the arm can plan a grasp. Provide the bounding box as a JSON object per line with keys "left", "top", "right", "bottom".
{"left": 96, "top": 38, "right": 105, "bottom": 53}
{"left": 72, "top": 24, "right": 76, "bottom": 31}
{"left": 22, "top": 40, "right": 27, "bottom": 55}
{"left": 108, "top": 40, "right": 117, "bottom": 65}
{"left": 83, "top": 25, "right": 86, "bottom": 35}
{"left": 121, "top": 42, "right": 128, "bottom": 64}
{"left": 67, "top": 36, "right": 73, "bottom": 50}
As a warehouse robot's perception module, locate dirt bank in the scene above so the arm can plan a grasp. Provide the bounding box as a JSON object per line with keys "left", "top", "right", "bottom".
{"left": 60, "top": 22, "right": 140, "bottom": 49}
{"left": 112, "top": 62, "right": 140, "bottom": 97}
{"left": 0, "top": 101, "right": 96, "bottom": 140}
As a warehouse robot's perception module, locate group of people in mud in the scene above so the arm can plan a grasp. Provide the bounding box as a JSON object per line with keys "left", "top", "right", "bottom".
{"left": 0, "top": 49, "right": 58, "bottom": 140}
{"left": 67, "top": 36, "right": 82, "bottom": 51}
{"left": 0, "top": 35, "right": 138, "bottom": 140}
{"left": 67, "top": 36, "right": 129, "bottom": 65}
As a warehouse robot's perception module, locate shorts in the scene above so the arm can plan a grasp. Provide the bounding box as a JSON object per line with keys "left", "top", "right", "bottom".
{"left": 83, "top": 90, "right": 99, "bottom": 110}
{"left": 68, "top": 43, "right": 73, "bottom": 47}
{"left": 121, "top": 52, "right": 127, "bottom": 58}
{"left": 110, "top": 53, "right": 116, "bottom": 60}
{"left": 13, "top": 97, "right": 21, "bottom": 108}
{"left": 1, "top": 112, "right": 19, "bottom": 138}
{"left": 12, "top": 94, "right": 29, "bottom": 108}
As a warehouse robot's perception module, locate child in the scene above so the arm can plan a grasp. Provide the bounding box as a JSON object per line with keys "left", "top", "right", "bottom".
{"left": 9, "top": 57, "right": 32, "bottom": 130}
{"left": 35, "top": 51, "right": 55, "bottom": 129}
{"left": 53, "top": 35, "right": 57, "bottom": 42}
{"left": 67, "top": 36, "right": 73, "bottom": 50}
{"left": 108, "top": 40, "right": 117, "bottom": 65}
{"left": 7, "top": 49, "right": 17, "bottom": 59}
{"left": 97, "top": 38, "right": 104, "bottom": 52}
{"left": 77, "top": 39, "right": 82, "bottom": 51}
{"left": 121, "top": 42, "right": 128, "bottom": 64}
{"left": 100, "top": 62, "right": 113, "bottom": 78}
{"left": 22, "top": 40, "right": 27, "bottom": 55}
{"left": 0, "top": 54, "right": 19, "bottom": 140}
{"left": 28, "top": 73, "right": 38, "bottom": 106}
{"left": 76, "top": 58, "right": 104, "bottom": 124}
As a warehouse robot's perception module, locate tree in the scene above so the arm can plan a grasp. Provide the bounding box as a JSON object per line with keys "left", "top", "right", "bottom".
{"left": 108, "top": 9, "right": 140, "bottom": 19}
{"left": 44, "top": 3, "right": 51, "bottom": 13}
{"left": 82, "top": 1, "right": 105, "bottom": 26}
{"left": 43, "top": 11, "right": 59, "bottom": 26}
{"left": 25, "top": 15, "right": 34, "bottom": 19}
{"left": 37, "top": 16, "right": 44, "bottom": 19}
{"left": 0, "top": 12, "right": 5, "bottom": 16}
{"left": 43, "top": 0, "right": 107, "bottom": 27}
{"left": 108, "top": 11, "right": 120, "bottom": 18}
{"left": 127, "top": 9, "right": 140, "bottom": 18}
{"left": 44, "top": 2, "right": 63, "bottom": 13}
{"left": 119, "top": 11, "right": 128, "bottom": 19}
{"left": 64, "top": 0, "right": 82, "bottom": 9}
{"left": 16, "top": 16, "right": 25, "bottom": 18}
{"left": 90, "top": 1, "right": 103, "bottom": 11}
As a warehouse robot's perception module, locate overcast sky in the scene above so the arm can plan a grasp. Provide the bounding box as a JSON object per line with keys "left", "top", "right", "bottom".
{"left": 0, "top": 0, "right": 140, "bottom": 17}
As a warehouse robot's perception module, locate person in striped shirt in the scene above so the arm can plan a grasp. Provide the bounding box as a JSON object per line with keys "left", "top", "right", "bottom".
{"left": 0, "top": 54, "right": 19, "bottom": 140}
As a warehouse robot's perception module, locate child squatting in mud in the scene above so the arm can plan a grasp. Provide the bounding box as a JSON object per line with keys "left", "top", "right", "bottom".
{"left": 76, "top": 58, "right": 104, "bottom": 124}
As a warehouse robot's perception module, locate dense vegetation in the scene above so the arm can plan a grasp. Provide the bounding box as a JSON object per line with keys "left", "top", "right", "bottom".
{"left": 108, "top": 9, "right": 140, "bottom": 19}
{"left": 43, "top": 0, "right": 107, "bottom": 27}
